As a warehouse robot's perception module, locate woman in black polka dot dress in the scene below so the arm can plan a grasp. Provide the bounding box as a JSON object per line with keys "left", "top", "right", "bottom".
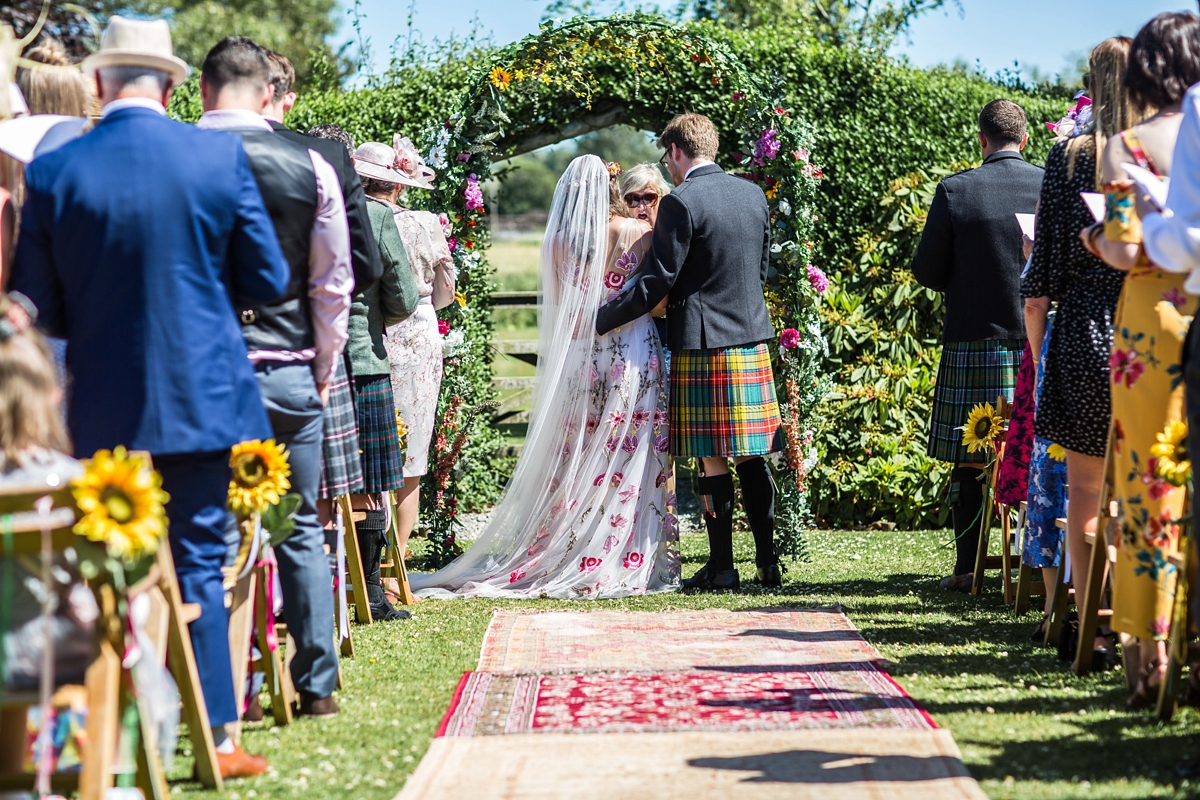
{"left": 1021, "top": 134, "right": 1125, "bottom": 458}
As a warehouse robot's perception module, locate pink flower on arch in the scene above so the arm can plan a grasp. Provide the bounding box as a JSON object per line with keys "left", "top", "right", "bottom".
{"left": 1110, "top": 348, "right": 1145, "bottom": 388}
{"left": 779, "top": 328, "right": 800, "bottom": 349}
{"left": 806, "top": 263, "right": 829, "bottom": 294}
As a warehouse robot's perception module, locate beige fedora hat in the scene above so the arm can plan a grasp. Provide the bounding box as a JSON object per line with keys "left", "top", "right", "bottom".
{"left": 81, "top": 16, "right": 190, "bottom": 87}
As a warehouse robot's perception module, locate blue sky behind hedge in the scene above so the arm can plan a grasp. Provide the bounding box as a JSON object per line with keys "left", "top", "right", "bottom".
{"left": 338, "top": 0, "right": 1191, "bottom": 82}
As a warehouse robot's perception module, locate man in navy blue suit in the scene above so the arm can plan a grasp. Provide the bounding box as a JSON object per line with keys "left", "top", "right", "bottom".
{"left": 10, "top": 16, "right": 287, "bottom": 778}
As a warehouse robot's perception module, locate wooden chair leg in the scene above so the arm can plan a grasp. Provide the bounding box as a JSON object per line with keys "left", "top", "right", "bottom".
{"left": 157, "top": 546, "right": 223, "bottom": 792}
{"left": 1073, "top": 448, "right": 1117, "bottom": 676}
{"left": 226, "top": 570, "right": 256, "bottom": 744}
{"left": 1157, "top": 506, "right": 1192, "bottom": 721}
{"left": 1001, "top": 504, "right": 1016, "bottom": 605}
{"left": 971, "top": 482, "right": 996, "bottom": 595}
{"left": 1046, "top": 524, "right": 1073, "bottom": 647}
{"left": 131, "top": 681, "right": 169, "bottom": 800}
{"left": 384, "top": 490, "right": 417, "bottom": 606}
{"left": 254, "top": 566, "right": 293, "bottom": 726}
{"left": 79, "top": 592, "right": 121, "bottom": 800}
{"left": 338, "top": 495, "right": 373, "bottom": 624}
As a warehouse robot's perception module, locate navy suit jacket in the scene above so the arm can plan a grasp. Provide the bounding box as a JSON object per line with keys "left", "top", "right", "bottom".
{"left": 11, "top": 107, "right": 290, "bottom": 457}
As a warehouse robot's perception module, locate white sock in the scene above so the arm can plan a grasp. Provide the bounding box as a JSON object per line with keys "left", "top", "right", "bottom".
{"left": 212, "top": 728, "right": 235, "bottom": 754}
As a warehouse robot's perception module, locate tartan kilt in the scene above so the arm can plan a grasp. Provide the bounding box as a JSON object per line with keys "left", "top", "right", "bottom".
{"left": 928, "top": 339, "right": 1025, "bottom": 464}
{"left": 669, "top": 342, "right": 783, "bottom": 458}
{"left": 352, "top": 374, "right": 405, "bottom": 493}
{"left": 319, "top": 357, "right": 364, "bottom": 498}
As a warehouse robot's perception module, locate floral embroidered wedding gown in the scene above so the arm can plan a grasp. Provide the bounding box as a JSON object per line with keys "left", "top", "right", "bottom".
{"left": 410, "top": 156, "right": 679, "bottom": 599}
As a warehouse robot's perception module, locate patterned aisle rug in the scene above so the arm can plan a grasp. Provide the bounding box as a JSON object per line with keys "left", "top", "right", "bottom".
{"left": 439, "top": 665, "right": 936, "bottom": 736}
{"left": 395, "top": 609, "right": 985, "bottom": 800}
{"left": 478, "top": 608, "right": 886, "bottom": 673}
{"left": 396, "top": 729, "right": 988, "bottom": 800}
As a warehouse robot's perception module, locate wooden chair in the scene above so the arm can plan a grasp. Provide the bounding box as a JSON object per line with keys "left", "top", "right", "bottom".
{"left": 1012, "top": 501, "right": 1049, "bottom": 616}
{"left": 972, "top": 396, "right": 1020, "bottom": 601}
{"left": 228, "top": 560, "right": 294, "bottom": 734}
{"left": 338, "top": 496, "right": 373, "bottom": 624}
{"left": 1044, "top": 516, "right": 1075, "bottom": 647}
{"left": 0, "top": 485, "right": 222, "bottom": 798}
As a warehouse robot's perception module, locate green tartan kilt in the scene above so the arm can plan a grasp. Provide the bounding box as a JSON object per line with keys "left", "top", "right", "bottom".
{"left": 927, "top": 339, "right": 1025, "bottom": 464}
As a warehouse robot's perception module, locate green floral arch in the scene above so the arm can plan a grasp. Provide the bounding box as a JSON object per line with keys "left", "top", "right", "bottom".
{"left": 414, "top": 14, "right": 827, "bottom": 564}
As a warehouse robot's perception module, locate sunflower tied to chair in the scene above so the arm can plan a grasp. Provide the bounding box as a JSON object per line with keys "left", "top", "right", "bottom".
{"left": 1151, "top": 420, "right": 1191, "bottom": 487}
{"left": 227, "top": 440, "right": 302, "bottom": 581}
{"left": 71, "top": 446, "right": 170, "bottom": 565}
{"left": 960, "top": 402, "right": 1004, "bottom": 455}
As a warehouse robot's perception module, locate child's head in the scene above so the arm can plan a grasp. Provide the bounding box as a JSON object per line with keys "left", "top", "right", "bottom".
{"left": 0, "top": 294, "right": 69, "bottom": 460}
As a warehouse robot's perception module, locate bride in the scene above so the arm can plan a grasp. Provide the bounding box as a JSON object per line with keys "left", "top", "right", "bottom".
{"left": 411, "top": 154, "right": 680, "bottom": 599}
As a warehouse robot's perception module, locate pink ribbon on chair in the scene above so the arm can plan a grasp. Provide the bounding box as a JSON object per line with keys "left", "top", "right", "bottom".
{"left": 258, "top": 547, "right": 281, "bottom": 655}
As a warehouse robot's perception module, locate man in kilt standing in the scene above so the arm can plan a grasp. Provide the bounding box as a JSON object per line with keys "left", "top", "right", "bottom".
{"left": 597, "top": 113, "right": 784, "bottom": 591}
{"left": 912, "top": 99, "right": 1043, "bottom": 592}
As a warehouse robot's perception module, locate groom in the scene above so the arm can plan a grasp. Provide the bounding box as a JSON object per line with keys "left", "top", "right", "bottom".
{"left": 597, "top": 113, "right": 784, "bottom": 591}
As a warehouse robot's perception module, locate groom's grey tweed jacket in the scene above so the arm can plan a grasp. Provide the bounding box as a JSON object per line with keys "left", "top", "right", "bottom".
{"left": 596, "top": 163, "right": 775, "bottom": 351}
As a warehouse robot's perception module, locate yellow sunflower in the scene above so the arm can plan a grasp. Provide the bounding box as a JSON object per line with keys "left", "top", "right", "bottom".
{"left": 72, "top": 446, "right": 170, "bottom": 563}
{"left": 1047, "top": 443, "right": 1066, "bottom": 462}
{"left": 1151, "top": 420, "right": 1191, "bottom": 487}
{"left": 454, "top": 291, "right": 467, "bottom": 308}
{"left": 228, "top": 439, "right": 291, "bottom": 515}
{"left": 489, "top": 66, "right": 512, "bottom": 91}
{"left": 960, "top": 402, "right": 1003, "bottom": 454}
{"left": 764, "top": 185, "right": 779, "bottom": 199}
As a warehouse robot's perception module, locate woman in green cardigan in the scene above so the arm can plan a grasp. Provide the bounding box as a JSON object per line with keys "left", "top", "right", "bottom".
{"left": 350, "top": 140, "right": 421, "bottom": 621}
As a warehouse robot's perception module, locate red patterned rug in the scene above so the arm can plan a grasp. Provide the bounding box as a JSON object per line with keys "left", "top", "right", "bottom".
{"left": 438, "top": 664, "right": 936, "bottom": 736}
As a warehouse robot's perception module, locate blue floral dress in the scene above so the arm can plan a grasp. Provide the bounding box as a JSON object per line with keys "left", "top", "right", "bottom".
{"left": 1022, "top": 315, "right": 1068, "bottom": 569}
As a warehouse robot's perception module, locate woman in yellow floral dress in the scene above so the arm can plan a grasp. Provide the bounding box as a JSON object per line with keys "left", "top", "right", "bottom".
{"left": 1084, "top": 11, "right": 1200, "bottom": 705}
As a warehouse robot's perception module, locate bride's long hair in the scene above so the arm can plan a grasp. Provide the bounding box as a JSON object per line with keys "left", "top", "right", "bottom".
{"left": 411, "top": 154, "right": 612, "bottom": 592}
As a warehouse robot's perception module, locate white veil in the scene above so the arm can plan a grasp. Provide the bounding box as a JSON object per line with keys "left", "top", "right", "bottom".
{"left": 411, "top": 154, "right": 621, "bottom": 597}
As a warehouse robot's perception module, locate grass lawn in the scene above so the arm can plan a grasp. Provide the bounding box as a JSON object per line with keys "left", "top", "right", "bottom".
{"left": 168, "top": 527, "right": 1200, "bottom": 800}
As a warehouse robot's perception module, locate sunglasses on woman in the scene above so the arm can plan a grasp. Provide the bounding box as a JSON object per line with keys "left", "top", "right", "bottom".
{"left": 624, "top": 192, "right": 659, "bottom": 208}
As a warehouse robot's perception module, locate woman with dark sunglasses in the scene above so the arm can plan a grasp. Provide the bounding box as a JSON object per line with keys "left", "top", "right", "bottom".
{"left": 621, "top": 163, "right": 672, "bottom": 227}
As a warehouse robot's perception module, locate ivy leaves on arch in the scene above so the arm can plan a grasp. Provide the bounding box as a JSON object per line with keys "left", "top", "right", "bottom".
{"left": 415, "top": 13, "right": 827, "bottom": 564}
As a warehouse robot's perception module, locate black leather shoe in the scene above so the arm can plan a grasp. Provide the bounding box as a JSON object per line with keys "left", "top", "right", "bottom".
{"left": 756, "top": 563, "right": 783, "bottom": 588}
{"left": 682, "top": 563, "right": 712, "bottom": 590}
{"left": 370, "top": 602, "right": 411, "bottom": 621}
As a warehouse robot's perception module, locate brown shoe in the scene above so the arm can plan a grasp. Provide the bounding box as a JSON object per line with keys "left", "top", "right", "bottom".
{"left": 216, "top": 745, "right": 269, "bottom": 779}
{"left": 296, "top": 690, "right": 339, "bottom": 719}
{"left": 938, "top": 573, "right": 973, "bottom": 593}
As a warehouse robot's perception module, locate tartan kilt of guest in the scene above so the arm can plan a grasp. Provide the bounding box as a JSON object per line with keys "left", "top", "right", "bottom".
{"left": 927, "top": 338, "right": 1025, "bottom": 464}
{"left": 669, "top": 342, "right": 783, "bottom": 458}
{"left": 319, "top": 356, "right": 364, "bottom": 499}
{"left": 352, "top": 373, "right": 406, "bottom": 493}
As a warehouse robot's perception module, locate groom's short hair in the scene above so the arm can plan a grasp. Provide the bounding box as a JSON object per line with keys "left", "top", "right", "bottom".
{"left": 659, "top": 114, "right": 719, "bottom": 161}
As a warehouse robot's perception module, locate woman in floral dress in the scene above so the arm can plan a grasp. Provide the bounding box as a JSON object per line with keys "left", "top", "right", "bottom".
{"left": 1085, "top": 11, "right": 1200, "bottom": 704}
{"left": 410, "top": 155, "right": 679, "bottom": 598}
{"left": 383, "top": 136, "right": 457, "bottom": 564}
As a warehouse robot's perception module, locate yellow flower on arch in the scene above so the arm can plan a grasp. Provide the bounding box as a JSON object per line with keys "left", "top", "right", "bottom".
{"left": 72, "top": 446, "right": 170, "bottom": 563}
{"left": 1047, "top": 443, "right": 1066, "bottom": 462}
{"left": 764, "top": 185, "right": 778, "bottom": 200}
{"left": 489, "top": 66, "right": 512, "bottom": 91}
{"left": 960, "top": 402, "right": 1003, "bottom": 454}
{"left": 1151, "top": 420, "right": 1191, "bottom": 487}
{"left": 228, "top": 439, "right": 291, "bottom": 515}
